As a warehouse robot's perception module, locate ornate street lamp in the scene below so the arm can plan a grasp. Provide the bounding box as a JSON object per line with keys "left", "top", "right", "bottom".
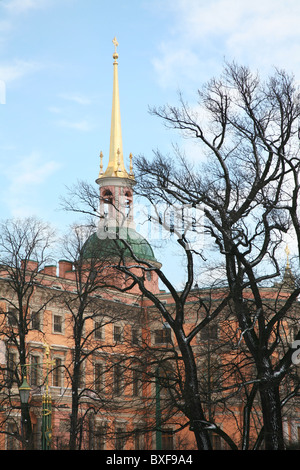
{"left": 18, "top": 342, "right": 54, "bottom": 450}
{"left": 19, "top": 374, "right": 31, "bottom": 404}
{"left": 18, "top": 370, "right": 32, "bottom": 450}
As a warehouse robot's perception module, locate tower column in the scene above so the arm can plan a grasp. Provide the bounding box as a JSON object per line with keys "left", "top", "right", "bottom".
{"left": 96, "top": 38, "right": 135, "bottom": 233}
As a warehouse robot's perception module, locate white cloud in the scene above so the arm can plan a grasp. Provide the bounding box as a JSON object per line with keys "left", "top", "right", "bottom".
{"left": 49, "top": 94, "right": 93, "bottom": 129}
{"left": 2, "top": 0, "right": 51, "bottom": 15}
{"left": 48, "top": 106, "right": 62, "bottom": 114}
{"left": 166, "top": 0, "right": 300, "bottom": 41}
{"left": 56, "top": 119, "right": 94, "bottom": 132}
{"left": 153, "top": 0, "right": 300, "bottom": 88}
{"left": 1, "top": 152, "right": 61, "bottom": 217}
{"left": 153, "top": 45, "right": 200, "bottom": 89}
{"left": 0, "top": 19, "right": 12, "bottom": 33}
{"left": 0, "top": 59, "right": 43, "bottom": 83}
{"left": 59, "top": 92, "right": 91, "bottom": 106}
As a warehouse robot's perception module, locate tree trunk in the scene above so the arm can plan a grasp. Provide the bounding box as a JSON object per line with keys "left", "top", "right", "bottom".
{"left": 69, "top": 384, "right": 79, "bottom": 450}
{"left": 19, "top": 332, "right": 34, "bottom": 449}
{"left": 177, "top": 332, "right": 212, "bottom": 450}
{"left": 69, "top": 351, "right": 81, "bottom": 450}
{"left": 69, "top": 319, "right": 83, "bottom": 450}
{"left": 21, "top": 403, "right": 33, "bottom": 450}
{"left": 259, "top": 384, "right": 285, "bottom": 450}
{"left": 189, "top": 396, "right": 212, "bottom": 450}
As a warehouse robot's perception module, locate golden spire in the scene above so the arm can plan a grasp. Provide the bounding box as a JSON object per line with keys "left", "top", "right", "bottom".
{"left": 285, "top": 244, "right": 290, "bottom": 269}
{"left": 99, "top": 37, "right": 134, "bottom": 180}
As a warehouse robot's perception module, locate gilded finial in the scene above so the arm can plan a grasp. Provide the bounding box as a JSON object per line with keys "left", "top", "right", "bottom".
{"left": 117, "top": 148, "right": 121, "bottom": 172}
{"left": 100, "top": 151, "right": 103, "bottom": 175}
{"left": 129, "top": 153, "right": 134, "bottom": 176}
{"left": 112, "top": 36, "right": 119, "bottom": 62}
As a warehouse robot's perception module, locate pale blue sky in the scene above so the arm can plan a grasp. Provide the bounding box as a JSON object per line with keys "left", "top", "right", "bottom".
{"left": 0, "top": 0, "right": 300, "bottom": 286}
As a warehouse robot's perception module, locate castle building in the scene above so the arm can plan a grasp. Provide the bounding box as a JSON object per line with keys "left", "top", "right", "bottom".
{"left": 0, "top": 37, "right": 189, "bottom": 451}
{"left": 0, "top": 39, "right": 300, "bottom": 451}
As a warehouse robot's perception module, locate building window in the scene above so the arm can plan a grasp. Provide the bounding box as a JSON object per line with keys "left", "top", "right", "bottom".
{"left": 94, "top": 321, "right": 103, "bottom": 340}
{"left": 132, "top": 328, "right": 139, "bottom": 345}
{"left": 53, "top": 358, "right": 63, "bottom": 387}
{"left": 132, "top": 368, "right": 142, "bottom": 397}
{"left": 53, "top": 314, "right": 63, "bottom": 333}
{"left": 113, "top": 326, "right": 122, "bottom": 343}
{"left": 7, "top": 423, "right": 19, "bottom": 450}
{"left": 30, "top": 355, "right": 41, "bottom": 386}
{"left": 200, "top": 324, "right": 218, "bottom": 341}
{"left": 57, "top": 420, "right": 69, "bottom": 450}
{"left": 113, "top": 363, "right": 123, "bottom": 396}
{"left": 78, "top": 365, "right": 85, "bottom": 389}
{"left": 94, "top": 424, "right": 107, "bottom": 450}
{"left": 94, "top": 362, "right": 104, "bottom": 393}
{"left": 159, "top": 362, "right": 176, "bottom": 398}
{"left": 161, "top": 429, "right": 174, "bottom": 450}
{"left": 115, "top": 426, "right": 126, "bottom": 450}
{"left": 7, "top": 309, "right": 18, "bottom": 328}
{"left": 134, "top": 428, "right": 144, "bottom": 450}
{"left": 124, "top": 191, "right": 132, "bottom": 218}
{"left": 211, "top": 433, "right": 222, "bottom": 450}
{"left": 297, "top": 426, "right": 300, "bottom": 446}
{"left": 103, "top": 190, "right": 113, "bottom": 218}
{"left": 7, "top": 351, "right": 18, "bottom": 387}
{"left": 31, "top": 311, "right": 41, "bottom": 330}
{"left": 154, "top": 325, "right": 171, "bottom": 344}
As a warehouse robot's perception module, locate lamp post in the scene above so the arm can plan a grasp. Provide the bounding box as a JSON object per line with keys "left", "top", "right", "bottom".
{"left": 18, "top": 342, "right": 54, "bottom": 450}
{"left": 155, "top": 367, "right": 162, "bottom": 450}
{"left": 41, "top": 343, "right": 53, "bottom": 450}
{"left": 18, "top": 367, "right": 33, "bottom": 449}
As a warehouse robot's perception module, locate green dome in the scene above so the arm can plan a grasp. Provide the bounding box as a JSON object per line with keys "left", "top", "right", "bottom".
{"left": 82, "top": 227, "right": 157, "bottom": 262}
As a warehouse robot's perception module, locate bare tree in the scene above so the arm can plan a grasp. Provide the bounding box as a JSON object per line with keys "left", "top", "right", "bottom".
{"left": 132, "top": 62, "right": 300, "bottom": 450}
{"left": 56, "top": 223, "right": 149, "bottom": 450}
{"left": 0, "top": 217, "right": 56, "bottom": 449}
{"left": 58, "top": 63, "right": 300, "bottom": 450}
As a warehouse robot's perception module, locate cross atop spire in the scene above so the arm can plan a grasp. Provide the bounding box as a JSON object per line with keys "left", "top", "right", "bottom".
{"left": 112, "top": 36, "right": 119, "bottom": 54}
